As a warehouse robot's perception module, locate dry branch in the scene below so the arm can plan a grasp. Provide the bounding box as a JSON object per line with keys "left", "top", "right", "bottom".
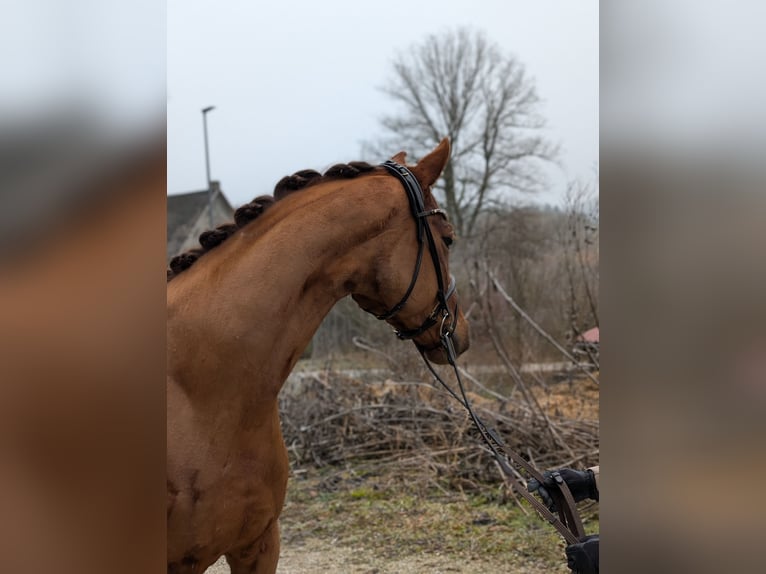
{"left": 280, "top": 369, "right": 598, "bottom": 491}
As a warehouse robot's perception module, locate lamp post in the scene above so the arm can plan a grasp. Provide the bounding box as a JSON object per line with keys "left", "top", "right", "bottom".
{"left": 202, "top": 106, "right": 216, "bottom": 228}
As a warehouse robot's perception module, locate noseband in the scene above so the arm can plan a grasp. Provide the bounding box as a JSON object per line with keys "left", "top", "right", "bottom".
{"left": 373, "top": 160, "right": 457, "bottom": 345}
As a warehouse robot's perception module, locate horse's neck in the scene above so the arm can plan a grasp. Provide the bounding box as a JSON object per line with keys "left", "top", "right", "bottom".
{"left": 168, "top": 183, "right": 398, "bottom": 407}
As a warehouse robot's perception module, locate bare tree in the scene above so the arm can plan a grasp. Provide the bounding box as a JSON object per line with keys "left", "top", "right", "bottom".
{"left": 559, "top": 177, "right": 599, "bottom": 338}
{"left": 370, "top": 28, "right": 557, "bottom": 237}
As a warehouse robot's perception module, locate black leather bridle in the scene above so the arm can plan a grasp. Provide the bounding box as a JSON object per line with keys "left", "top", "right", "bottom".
{"left": 373, "top": 160, "right": 458, "bottom": 345}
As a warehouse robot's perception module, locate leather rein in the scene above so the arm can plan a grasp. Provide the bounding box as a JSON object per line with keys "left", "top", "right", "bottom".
{"left": 375, "top": 160, "right": 586, "bottom": 546}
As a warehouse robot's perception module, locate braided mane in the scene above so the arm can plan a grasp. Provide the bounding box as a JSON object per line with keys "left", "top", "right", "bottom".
{"left": 167, "top": 161, "right": 376, "bottom": 281}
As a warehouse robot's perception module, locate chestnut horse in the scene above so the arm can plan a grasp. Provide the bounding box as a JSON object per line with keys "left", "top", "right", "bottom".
{"left": 166, "top": 139, "right": 469, "bottom": 573}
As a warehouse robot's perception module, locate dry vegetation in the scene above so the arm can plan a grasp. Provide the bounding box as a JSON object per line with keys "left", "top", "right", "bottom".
{"left": 256, "top": 363, "right": 599, "bottom": 572}
{"left": 280, "top": 367, "right": 598, "bottom": 490}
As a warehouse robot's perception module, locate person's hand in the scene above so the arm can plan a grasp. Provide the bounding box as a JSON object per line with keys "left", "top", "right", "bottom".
{"left": 566, "top": 534, "right": 599, "bottom": 573}
{"left": 527, "top": 468, "right": 598, "bottom": 511}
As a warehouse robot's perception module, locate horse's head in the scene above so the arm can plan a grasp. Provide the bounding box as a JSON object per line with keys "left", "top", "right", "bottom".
{"left": 353, "top": 138, "right": 470, "bottom": 365}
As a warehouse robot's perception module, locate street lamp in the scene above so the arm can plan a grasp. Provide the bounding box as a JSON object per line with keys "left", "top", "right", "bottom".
{"left": 202, "top": 106, "right": 216, "bottom": 228}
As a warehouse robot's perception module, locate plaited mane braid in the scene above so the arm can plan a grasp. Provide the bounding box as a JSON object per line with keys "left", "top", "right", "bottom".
{"left": 167, "top": 161, "right": 378, "bottom": 281}
{"left": 274, "top": 170, "right": 321, "bottom": 200}
{"left": 233, "top": 196, "right": 276, "bottom": 227}
{"left": 199, "top": 224, "right": 238, "bottom": 250}
{"left": 169, "top": 248, "right": 204, "bottom": 276}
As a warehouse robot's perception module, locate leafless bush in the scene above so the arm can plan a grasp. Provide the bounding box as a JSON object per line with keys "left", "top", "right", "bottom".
{"left": 279, "top": 368, "right": 598, "bottom": 492}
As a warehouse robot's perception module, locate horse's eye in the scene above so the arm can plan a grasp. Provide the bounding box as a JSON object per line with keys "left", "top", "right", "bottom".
{"left": 443, "top": 236, "right": 453, "bottom": 248}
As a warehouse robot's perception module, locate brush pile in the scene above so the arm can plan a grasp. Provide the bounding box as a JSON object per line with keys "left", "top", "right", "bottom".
{"left": 279, "top": 367, "right": 599, "bottom": 491}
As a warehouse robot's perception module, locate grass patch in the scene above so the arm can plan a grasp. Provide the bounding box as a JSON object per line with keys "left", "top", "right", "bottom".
{"left": 282, "top": 466, "right": 598, "bottom": 571}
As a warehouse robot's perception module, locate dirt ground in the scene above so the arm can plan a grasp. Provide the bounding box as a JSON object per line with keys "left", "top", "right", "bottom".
{"left": 202, "top": 468, "right": 588, "bottom": 574}
{"left": 205, "top": 541, "right": 561, "bottom": 574}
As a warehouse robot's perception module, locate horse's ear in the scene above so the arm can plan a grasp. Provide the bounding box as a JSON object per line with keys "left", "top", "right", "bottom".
{"left": 411, "top": 138, "right": 450, "bottom": 188}
{"left": 391, "top": 151, "right": 407, "bottom": 164}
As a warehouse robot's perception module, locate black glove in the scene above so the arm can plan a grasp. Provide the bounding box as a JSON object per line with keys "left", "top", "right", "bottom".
{"left": 527, "top": 468, "right": 598, "bottom": 512}
{"left": 566, "top": 534, "right": 599, "bottom": 573}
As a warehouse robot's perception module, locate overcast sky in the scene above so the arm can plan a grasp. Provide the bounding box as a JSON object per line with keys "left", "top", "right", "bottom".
{"left": 168, "top": 0, "right": 598, "bottom": 207}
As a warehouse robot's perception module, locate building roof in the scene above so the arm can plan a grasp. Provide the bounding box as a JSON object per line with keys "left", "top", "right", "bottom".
{"left": 167, "top": 185, "right": 233, "bottom": 260}
{"left": 167, "top": 191, "right": 211, "bottom": 240}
